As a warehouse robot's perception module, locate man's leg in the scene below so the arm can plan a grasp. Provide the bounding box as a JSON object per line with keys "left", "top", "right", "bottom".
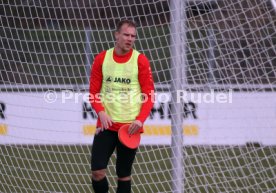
{"left": 91, "top": 130, "right": 117, "bottom": 193}
{"left": 116, "top": 141, "right": 137, "bottom": 193}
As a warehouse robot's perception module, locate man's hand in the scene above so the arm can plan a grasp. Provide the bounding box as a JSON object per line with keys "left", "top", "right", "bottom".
{"left": 96, "top": 111, "right": 113, "bottom": 134}
{"left": 128, "top": 120, "right": 143, "bottom": 135}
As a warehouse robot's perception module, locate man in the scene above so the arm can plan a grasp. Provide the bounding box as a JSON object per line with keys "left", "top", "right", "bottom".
{"left": 89, "top": 20, "right": 154, "bottom": 193}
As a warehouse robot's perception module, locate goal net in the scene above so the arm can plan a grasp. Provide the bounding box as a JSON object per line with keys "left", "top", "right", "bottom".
{"left": 0, "top": 0, "right": 276, "bottom": 192}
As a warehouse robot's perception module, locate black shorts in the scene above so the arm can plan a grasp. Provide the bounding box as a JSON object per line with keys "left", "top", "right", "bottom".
{"left": 91, "top": 129, "right": 137, "bottom": 178}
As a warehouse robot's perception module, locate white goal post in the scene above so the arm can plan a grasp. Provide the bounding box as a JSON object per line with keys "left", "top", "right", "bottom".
{"left": 0, "top": 0, "right": 276, "bottom": 193}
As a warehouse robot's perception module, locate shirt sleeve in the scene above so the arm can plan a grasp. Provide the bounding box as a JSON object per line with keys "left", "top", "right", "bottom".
{"left": 135, "top": 54, "right": 155, "bottom": 123}
{"left": 89, "top": 51, "right": 106, "bottom": 114}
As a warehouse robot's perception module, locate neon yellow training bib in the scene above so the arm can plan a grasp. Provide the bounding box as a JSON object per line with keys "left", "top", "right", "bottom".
{"left": 101, "top": 48, "right": 142, "bottom": 122}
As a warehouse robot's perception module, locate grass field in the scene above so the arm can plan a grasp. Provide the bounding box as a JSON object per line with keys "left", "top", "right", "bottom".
{"left": 0, "top": 145, "right": 275, "bottom": 193}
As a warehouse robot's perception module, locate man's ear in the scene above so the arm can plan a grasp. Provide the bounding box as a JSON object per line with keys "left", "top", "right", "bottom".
{"left": 114, "top": 31, "right": 119, "bottom": 41}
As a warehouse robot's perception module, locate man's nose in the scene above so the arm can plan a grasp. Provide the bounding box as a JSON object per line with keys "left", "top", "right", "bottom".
{"left": 127, "top": 36, "right": 132, "bottom": 41}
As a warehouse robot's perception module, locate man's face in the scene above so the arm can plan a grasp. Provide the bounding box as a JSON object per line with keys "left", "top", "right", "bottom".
{"left": 115, "top": 24, "right": 136, "bottom": 54}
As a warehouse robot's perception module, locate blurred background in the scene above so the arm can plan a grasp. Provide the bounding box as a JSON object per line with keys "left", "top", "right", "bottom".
{"left": 0, "top": 1, "right": 276, "bottom": 193}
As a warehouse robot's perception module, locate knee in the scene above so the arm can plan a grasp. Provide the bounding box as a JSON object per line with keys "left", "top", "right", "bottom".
{"left": 116, "top": 166, "right": 132, "bottom": 179}
{"left": 118, "top": 176, "right": 131, "bottom": 181}
{"left": 92, "top": 169, "right": 106, "bottom": 181}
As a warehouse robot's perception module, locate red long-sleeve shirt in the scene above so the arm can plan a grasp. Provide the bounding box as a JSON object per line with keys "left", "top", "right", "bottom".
{"left": 89, "top": 49, "right": 154, "bottom": 132}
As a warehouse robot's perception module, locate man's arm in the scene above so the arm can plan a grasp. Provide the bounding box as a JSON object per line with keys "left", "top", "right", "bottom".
{"left": 129, "top": 54, "right": 154, "bottom": 134}
{"left": 89, "top": 51, "right": 113, "bottom": 130}
{"left": 136, "top": 54, "right": 155, "bottom": 123}
{"left": 89, "top": 51, "right": 106, "bottom": 113}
